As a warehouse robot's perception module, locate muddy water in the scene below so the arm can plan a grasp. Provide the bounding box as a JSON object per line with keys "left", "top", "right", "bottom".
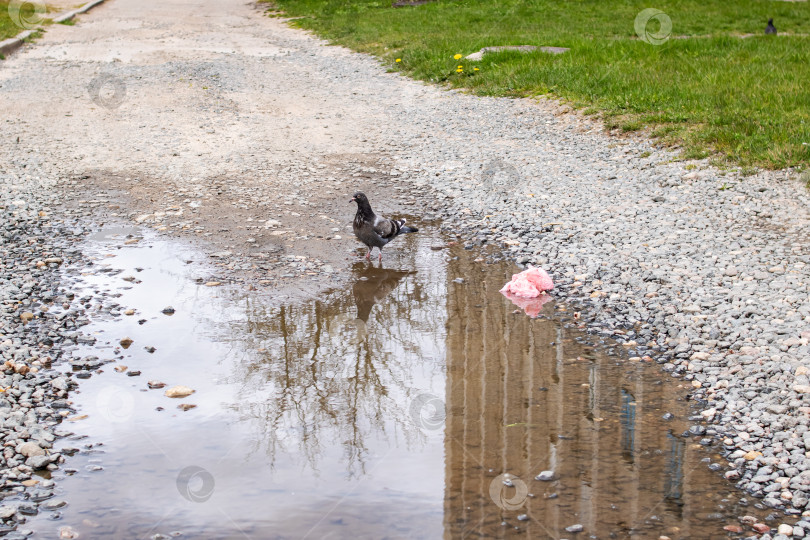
{"left": 23, "top": 226, "right": 768, "bottom": 539}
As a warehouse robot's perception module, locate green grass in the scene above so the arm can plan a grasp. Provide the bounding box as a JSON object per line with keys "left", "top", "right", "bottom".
{"left": 268, "top": 0, "right": 810, "bottom": 170}
{"left": 23, "top": 28, "right": 43, "bottom": 41}
{"left": 0, "top": 1, "right": 22, "bottom": 40}
{"left": 0, "top": 1, "right": 51, "bottom": 40}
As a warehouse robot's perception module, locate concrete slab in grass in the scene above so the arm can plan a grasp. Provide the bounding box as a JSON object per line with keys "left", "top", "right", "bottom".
{"left": 465, "top": 45, "right": 569, "bottom": 61}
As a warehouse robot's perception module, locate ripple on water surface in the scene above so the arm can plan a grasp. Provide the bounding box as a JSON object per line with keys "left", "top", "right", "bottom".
{"left": 22, "top": 225, "right": 773, "bottom": 539}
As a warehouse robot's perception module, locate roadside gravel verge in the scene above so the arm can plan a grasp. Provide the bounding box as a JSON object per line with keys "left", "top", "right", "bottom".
{"left": 0, "top": 162, "right": 92, "bottom": 532}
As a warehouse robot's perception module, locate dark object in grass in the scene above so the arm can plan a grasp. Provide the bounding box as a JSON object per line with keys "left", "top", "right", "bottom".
{"left": 392, "top": 0, "right": 433, "bottom": 7}
{"left": 765, "top": 18, "right": 777, "bottom": 35}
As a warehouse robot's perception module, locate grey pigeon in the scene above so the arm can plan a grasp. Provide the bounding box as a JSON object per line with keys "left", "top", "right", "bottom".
{"left": 351, "top": 192, "right": 418, "bottom": 261}
{"left": 765, "top": 18, "right": 777, "bottom": 35}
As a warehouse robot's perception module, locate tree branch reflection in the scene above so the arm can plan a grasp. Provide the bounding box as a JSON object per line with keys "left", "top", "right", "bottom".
{"left": 222, "top": 256, "right": 446, "bottom": 475}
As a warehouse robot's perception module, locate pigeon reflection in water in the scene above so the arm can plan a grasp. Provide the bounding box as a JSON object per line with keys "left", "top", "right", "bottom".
{"left": 351, "top": 263, "right": 415, "bottom": 339}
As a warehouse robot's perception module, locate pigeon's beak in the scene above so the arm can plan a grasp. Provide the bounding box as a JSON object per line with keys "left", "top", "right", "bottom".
{"left": 350, "top": 197, "right": 356, "bottom": 203}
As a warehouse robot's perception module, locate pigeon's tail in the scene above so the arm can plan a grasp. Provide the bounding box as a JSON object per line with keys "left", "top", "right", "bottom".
{"left": 392, "top": 218, "right": 418, "bottom": 234}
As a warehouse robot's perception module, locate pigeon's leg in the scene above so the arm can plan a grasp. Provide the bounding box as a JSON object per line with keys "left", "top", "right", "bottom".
{"left": 365, "top": 248, "right": 372, "bottom": 260}
{"left": 378, "top": 250, "right": 382, "bottom": 262}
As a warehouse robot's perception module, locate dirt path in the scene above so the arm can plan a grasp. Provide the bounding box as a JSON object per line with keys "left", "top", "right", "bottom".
{"left": 1, "top": 0, "right": 437, "bottom": 297}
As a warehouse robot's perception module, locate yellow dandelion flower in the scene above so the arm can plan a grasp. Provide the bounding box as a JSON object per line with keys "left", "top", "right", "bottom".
{"left": 396, "top": 58, "right": 401, "bottom": 62}
{"left": 458, "top": 65, "right": 463, "bottom": 69}
{"left": 453, "top": 54, "right": 462, "bottom": 60}
{"left": 456, "top": 68, "right": 463, "bottom": 73}
{"left": 474, "top": 67, "right": 479, "bottom": 71}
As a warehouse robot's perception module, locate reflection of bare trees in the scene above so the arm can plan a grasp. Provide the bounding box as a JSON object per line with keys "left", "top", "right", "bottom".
{"left": 219, "top": 247, "right": 447, "bottom": 475}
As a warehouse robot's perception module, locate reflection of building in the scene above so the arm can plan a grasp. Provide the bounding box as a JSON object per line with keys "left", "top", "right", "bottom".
{"left": 441, "top": 256, "right": 723, "bottom": 539}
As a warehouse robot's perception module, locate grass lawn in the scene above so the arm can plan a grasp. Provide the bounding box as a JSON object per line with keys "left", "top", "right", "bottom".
{"left": 0, "top": 1, "right": 51, "bottom": 41}
{"left": 268, "top": 0, "right": 810, "bottom": 171}
{"left": 0, "top": 1, "right": 22, "bottom": 41}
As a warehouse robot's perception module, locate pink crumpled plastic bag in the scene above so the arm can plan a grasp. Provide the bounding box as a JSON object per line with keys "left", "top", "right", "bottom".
{"left": 500, "top": 266, "right": 554, "bottom": 318}
{"left": 499, "top": 266, "right": 554, "bottom": 298}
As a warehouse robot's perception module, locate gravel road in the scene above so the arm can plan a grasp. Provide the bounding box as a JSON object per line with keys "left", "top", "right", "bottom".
{"left": 1, "top": 0, "right": 809, "bottom": 532}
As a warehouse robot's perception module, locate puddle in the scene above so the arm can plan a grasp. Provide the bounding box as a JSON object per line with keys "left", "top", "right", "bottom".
{"left": 19, "top": 225, "right": 774, "bottom": 538}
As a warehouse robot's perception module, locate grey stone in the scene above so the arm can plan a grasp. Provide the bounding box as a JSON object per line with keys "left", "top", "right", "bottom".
{"left": 26, "top": 455, "right": 51, "bottom": 469}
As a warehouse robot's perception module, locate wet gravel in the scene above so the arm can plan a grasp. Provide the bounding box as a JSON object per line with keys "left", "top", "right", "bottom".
{"left": 0, "top": 166, "right": 88, "bottom": 532}
{"left": 0, "top": 160, "right": 145, "bottom": 534}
